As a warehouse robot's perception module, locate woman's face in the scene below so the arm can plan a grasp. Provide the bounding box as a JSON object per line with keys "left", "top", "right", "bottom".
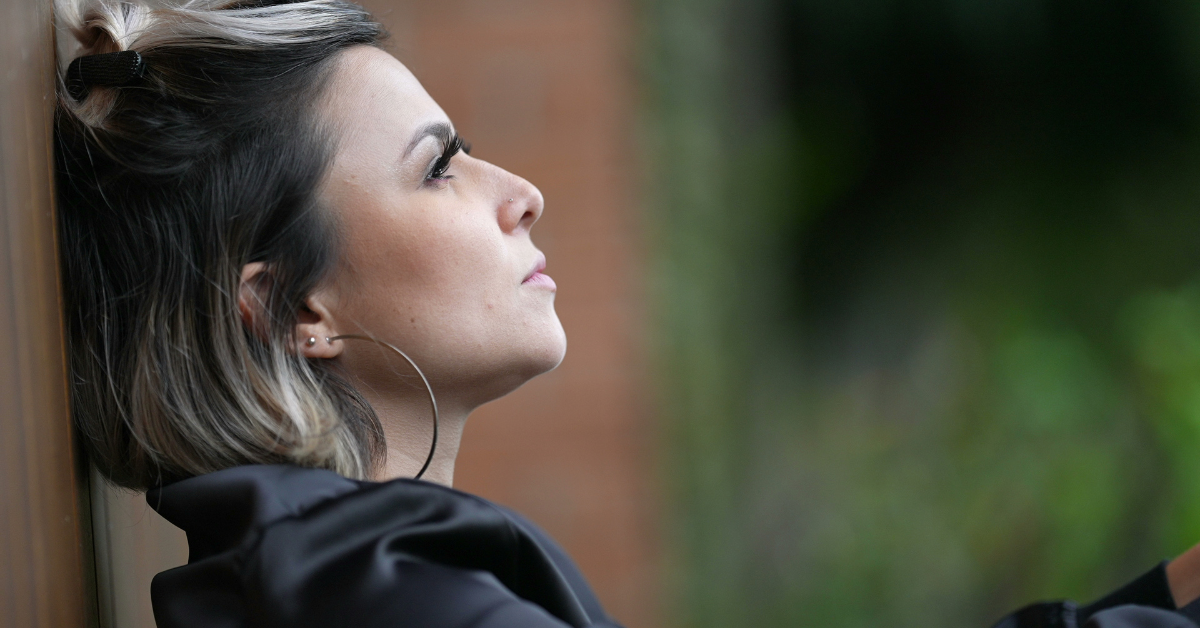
{"left": 310, "top": 46, "right": 565, "bottom": 411}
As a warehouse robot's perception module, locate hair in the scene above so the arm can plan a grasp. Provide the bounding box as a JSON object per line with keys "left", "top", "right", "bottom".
{"left": 54, "top": 0, "right": 389, "bottom": 490}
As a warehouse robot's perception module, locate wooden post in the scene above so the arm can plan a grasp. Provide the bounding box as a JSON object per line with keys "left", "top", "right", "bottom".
{"left": 0, "top": 0, "right": 95, "bottom": 625}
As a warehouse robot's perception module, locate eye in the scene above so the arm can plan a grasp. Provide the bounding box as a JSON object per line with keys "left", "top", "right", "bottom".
{"left": 424, "top": 133, "right": 466, "bottom": 184}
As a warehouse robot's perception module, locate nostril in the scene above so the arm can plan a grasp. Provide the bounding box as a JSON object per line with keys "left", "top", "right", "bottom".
{"left": 499, "top": 197, "right": 537, "bottom": 233}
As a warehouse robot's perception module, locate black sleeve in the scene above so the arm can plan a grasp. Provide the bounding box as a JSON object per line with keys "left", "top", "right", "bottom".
{"left": 1084, "top": 606, "right": 1197, "bottom": 628}
{"left": 994, "top": 563, "right": 1191, "bottom": 628}
{"left": 1079, "top": 563, "right": 1178, "bottom": 621}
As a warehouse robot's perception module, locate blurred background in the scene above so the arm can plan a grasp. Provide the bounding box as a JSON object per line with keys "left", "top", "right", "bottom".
{"left": 646, "top": 0, "right": 1200, "bottom": 626}
{"left": 90, "top": 1, "right": 1200, "bottom": 627}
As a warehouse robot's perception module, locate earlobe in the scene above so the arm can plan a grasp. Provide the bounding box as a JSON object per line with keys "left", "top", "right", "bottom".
{"left": 296, "top": 292, "right": 344, "bottom": 359}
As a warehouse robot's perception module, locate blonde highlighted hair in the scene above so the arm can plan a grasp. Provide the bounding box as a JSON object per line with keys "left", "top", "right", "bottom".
{"left": 55, "top": 0, "right": 387, "bottom": 490}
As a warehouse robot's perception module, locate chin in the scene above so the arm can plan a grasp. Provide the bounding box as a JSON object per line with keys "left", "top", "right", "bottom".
{"left": 517, "top": 313, "right": 568, "bottom": 377}
{"left": 532, "top": 322, "right": 568, "bottom": 373}
{"left": 481, "top": 317, "right": 567, "bottom": 402}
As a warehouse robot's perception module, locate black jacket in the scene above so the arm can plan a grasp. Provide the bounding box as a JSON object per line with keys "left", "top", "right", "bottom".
{"left": 997, "top": 562, "right": 1200, "bottom": 627}
{"left": 146, "top": 465, "right": 623, "bottom": 628}
{"left": 146, "top": 463, "right": 1200, "bottom": 628}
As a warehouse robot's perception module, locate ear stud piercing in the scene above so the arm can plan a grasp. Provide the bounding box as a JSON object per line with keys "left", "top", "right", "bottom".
{"left": 507, "top": 198, "right": 514, "bottom": 202}
{"left": 305, "top": 336, "right": 317, "bottom": 347}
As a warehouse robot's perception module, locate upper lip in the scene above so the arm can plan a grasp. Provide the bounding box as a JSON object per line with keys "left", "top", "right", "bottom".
{"left": 523, "top": 253, "right": 547, "bottom": 283}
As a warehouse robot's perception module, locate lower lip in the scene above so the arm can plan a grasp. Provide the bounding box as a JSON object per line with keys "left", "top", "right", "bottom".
{"left": 523, "top": 272, "right": 557, "bottom": 290}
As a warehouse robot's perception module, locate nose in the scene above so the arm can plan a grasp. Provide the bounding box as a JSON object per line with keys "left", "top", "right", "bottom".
{"left": 498, "top": 173, "right": 544, "bottom": 235}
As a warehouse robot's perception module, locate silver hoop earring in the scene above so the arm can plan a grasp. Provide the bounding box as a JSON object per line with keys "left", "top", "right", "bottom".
{"left": 327, "top": 334, "right": 439, "bottom": 481}
{"left": 305, "top": 336, "right": 317, "bottom": 347}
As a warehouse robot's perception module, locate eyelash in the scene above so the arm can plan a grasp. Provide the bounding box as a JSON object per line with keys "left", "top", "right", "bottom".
{"left": 425, "top": 134, "right": 471, "bottom": 183}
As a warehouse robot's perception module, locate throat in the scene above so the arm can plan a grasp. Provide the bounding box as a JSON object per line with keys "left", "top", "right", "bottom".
{"left": 372, "top": 397, "right": 468, "bottom": 487}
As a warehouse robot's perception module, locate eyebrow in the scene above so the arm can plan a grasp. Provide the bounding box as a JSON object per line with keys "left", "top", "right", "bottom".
{"left": 403, "top": 122, "right": 454, "bottom": 159}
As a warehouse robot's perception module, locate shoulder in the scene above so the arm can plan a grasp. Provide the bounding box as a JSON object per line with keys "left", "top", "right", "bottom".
{"left": 147, "top": 465, "right": 621, "bottom": 628}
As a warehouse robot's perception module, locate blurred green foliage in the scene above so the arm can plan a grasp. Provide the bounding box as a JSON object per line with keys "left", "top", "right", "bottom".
{"left": 643, "top": 0, "right": 1200, "bottom": 626}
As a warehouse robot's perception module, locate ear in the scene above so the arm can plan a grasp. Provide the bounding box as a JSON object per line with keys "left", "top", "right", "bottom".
{"left": 238, "top": 262, "right": 272, "bottom": 342}
{"left": 238, "top": 262, "right": 343, "bottom": 359}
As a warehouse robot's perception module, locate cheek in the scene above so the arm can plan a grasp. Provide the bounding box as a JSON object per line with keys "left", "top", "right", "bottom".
{"left": 339, "top": 199, "right": 509, "bottom": 335}
{"left": 410, "top": 215, "right": 511, "bottom": 314}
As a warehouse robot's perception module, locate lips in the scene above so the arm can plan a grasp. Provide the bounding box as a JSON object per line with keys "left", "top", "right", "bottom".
{"left": 522, "top": 253, "right": 556, "bottom": 290}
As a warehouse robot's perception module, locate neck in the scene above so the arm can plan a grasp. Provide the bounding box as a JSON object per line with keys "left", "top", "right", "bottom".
{"left": 363, "top": 389, "right": 470, "bottom": 487}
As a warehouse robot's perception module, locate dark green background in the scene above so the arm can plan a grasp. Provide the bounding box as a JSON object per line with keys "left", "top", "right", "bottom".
{"left": 644, "top": 0, "right": 1200, "bottom": 625}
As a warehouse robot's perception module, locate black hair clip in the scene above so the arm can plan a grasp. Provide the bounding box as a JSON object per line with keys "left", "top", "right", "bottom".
{"left": 66, "top": 50, "right": 147, "bottom": 100}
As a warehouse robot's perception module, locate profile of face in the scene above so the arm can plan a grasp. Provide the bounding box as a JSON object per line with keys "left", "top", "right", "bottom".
{"left": 288, "top": 47, "right": 566, "bottom": 446}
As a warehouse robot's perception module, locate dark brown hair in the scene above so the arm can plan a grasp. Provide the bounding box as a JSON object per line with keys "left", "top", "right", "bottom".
{"left": 55, "top": 0, "right": 388, "bottom": 490}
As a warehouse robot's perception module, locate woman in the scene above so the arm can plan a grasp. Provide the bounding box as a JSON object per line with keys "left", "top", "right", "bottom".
{"left": 57, "top": 0, "right": 602, "bottom": 625}
{"left": 52, "top": 0, "right": 1200, "bottom": 626}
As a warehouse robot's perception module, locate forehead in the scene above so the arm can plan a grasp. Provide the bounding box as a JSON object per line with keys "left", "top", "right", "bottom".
{"left": 321, "top": 46, "right": 448, "bottom": 148}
